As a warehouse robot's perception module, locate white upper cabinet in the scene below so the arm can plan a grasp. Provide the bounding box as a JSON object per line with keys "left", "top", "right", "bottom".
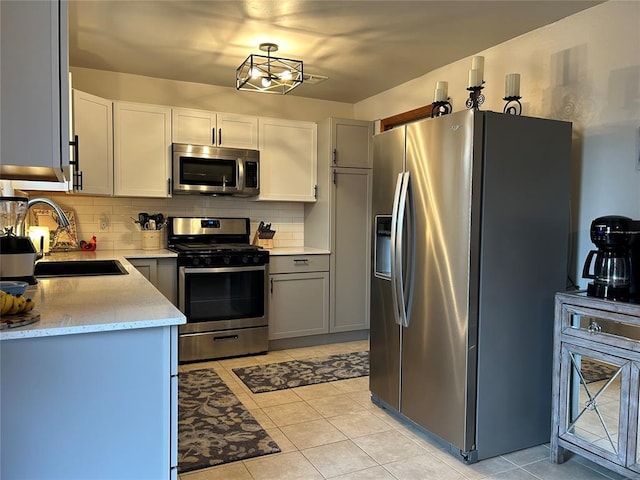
{"left": 258, "top": 117, "right": 317, "bottom": 202}
{"left": 114, "top": 101, "right": 172, "bottom": 198}
{"left": 72, "top": 90, "right": 113, "bottom": 196}
{"left": 330, "top": 118, "right": 374, "bottom": 168}
{"left": 0, "top": 0, "right": 70, "bottom": 182}
{"left": 172, "top": 108, "right": 258, "bottom": 150}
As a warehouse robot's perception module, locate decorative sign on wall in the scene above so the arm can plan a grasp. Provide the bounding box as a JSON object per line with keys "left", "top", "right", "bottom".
{"left": 29, "top": 208, "right": 79, "bottom": 251}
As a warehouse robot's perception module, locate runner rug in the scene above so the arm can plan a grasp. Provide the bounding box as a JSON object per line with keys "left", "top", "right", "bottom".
{"left": 233, "top": 351, "right": 370, "bottom": 394}
{"left": 581, "top": 359, "right": 618, "bottom": 384}
{"left": 178, "top": 368, "right": 280, "bottom": 473}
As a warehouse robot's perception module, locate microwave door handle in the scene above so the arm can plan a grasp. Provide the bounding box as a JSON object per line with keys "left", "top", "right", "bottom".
{"left": 237, "top": 159, "right": 244, "bottom": 191}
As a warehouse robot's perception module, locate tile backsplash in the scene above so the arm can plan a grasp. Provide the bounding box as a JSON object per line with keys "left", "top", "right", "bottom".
{"left": 30, "top": 193, "right": 304, "bottom": 251}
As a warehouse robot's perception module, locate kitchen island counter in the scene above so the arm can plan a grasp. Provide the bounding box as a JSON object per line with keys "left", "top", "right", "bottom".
{"left": 0, "top": 249, "right": 184, "bottom": 341}
{"left": 1, "top": 248, "right": 182, "bottom": 479}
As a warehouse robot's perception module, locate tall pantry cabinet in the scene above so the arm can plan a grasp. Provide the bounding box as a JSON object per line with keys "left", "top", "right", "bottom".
{"left": 305, "top": 118, "right": 373, "bottom": 333}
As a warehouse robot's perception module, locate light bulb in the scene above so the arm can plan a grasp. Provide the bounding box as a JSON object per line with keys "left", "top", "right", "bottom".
{"left": 261, "top": 77, "right": 272, "bottom": 88}
{"left": 250, "top": 68, "right": 261, "bottom": 79}
{"left": 280, "top": 70, "right": 292, "bottom": 81}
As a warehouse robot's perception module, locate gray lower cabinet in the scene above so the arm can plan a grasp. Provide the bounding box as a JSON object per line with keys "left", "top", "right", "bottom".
{"left": 128, "top": 257, "right": 177, "bottom": 306}
{"left": 552, "top": 292, "right": 640, "bottom": 478}
{"left": 1, "top": 325, "right": 178, "bottom": 480}
{"left": 268, "top": 255, "right": 330, "bottom": 340}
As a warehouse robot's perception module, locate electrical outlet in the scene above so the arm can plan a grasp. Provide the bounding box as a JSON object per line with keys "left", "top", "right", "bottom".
{"left": 98, "top": 216, "right": 109, "bottom": 232}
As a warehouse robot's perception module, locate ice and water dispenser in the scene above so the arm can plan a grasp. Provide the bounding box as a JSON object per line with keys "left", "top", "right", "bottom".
{"left": 374, "top": 216, "right": 392, "bottom": 280}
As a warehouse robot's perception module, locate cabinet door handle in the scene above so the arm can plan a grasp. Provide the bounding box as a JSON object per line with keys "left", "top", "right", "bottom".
{"left": 270, "top": 278, "right": 273, "bottom": 294}
{"left": 219, "top": 128, "right": 222, "bottom": 145}
{"left": 332, "top": 148, "right": 337, "bottom": 164}
{"left": 212, "top": 128, "right": 215, "bottom": 145}
{"left": 294, "top": 259, "right": 309, "bottom": 265}
{"left": 333, "top": 170, "right": 337, "bottom": 185}
{"left": 167, "top": 178, "right": 172, "bottom": 196}
{"left": 69, "top": 134, "right": 82, "bottom": 190}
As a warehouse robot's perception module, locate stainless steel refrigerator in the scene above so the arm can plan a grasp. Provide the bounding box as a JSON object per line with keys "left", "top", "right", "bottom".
{"left": 370, "top": 109, "right": 571, "bottom": 463}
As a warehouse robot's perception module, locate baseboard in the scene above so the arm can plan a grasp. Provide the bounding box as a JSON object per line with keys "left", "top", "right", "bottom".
{"left": 269, "top": 330, "right": 369, "bottom": 351}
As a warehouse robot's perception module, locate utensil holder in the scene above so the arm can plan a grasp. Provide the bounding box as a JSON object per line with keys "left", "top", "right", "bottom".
{"left": 142, "top": 230, "right": 160, "bottom": 250}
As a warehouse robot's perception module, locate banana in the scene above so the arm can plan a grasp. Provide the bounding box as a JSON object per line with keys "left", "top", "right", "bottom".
{"left": 0, "top": 292, "right": 7, "bottom": 314}
{"left": 7, "top": 295, "right": 23, "bottom": 315}
{"left": 0, "top": 293, "right": 36, "bottom": 316}
{"left": 14, "top": 296, "right": 26, "bottom": 314}
{"left": 2, "top": 294, "right": 15, "bottom": 315}
{"left": 22, "top": 298, "right": 36, "bottom": 313}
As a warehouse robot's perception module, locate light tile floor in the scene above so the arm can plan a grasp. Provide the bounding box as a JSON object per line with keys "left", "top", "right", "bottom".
{"left": 178, "top": 340, "right": 628, "bottom": 480}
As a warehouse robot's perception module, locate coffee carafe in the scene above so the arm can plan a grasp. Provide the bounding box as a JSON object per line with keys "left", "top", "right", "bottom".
{"left": 582, "top": 215, "right": 634, "bottom": 301}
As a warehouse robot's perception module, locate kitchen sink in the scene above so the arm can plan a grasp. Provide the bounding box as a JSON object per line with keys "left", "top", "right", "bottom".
{"left": 34, "top": 260, "right": 129, "bottom": 278}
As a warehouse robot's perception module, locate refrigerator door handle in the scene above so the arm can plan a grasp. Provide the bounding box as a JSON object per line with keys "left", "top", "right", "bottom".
{"left": 402, "top": 172, "right": 416, "bottom": 327}
{"left": 396, "top": 171, "right": 413, "bottom": 328}
{"left": 390, "top": 172, "right": 405, "bottom": 326}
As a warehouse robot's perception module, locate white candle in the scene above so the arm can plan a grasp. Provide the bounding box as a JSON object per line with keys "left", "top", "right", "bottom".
{"left": 434, "top": 81, "right": 448, "bottom": 102}
{"left": 28, "top": 226, "right": 50, "bottom": 253}
{"left": 505, "top": 73, "right": 521, "bottom": 97}
{"left": 471, "top": 56, "right": 484, "bottom": 83}
{"left": 468, "top": 69, "right": 481, "bottom": 88}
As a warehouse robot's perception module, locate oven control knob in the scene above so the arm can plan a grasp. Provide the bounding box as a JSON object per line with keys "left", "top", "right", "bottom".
{"left": 223, "top": 256, "right": 231, "bottom": 265}
{"left": 204, "top": 257, "right": 212, "bottom": 266}
{"left": 253, "top": 255, "right": 260, "bottom": 264}
{"left": 242, "top": 256, "right": 249, "bottom": 264}
{"left": 192, "top": 257, "right": 200, "bottom": 266}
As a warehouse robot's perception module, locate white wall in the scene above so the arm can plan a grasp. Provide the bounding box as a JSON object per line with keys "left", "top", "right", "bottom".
{"left": 355, "top": 0, "right": 640, "bottom": 287}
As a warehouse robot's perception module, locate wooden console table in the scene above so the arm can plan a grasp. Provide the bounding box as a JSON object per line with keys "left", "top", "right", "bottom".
{"left": 551, "top": 292, "right": 640, "bottom": 478}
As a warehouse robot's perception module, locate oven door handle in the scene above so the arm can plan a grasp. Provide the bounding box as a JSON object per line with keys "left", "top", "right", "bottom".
{"left": 182, "top": 265, "right": 266, "bottom": 274}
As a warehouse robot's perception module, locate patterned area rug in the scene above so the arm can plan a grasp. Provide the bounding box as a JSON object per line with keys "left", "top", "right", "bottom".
{"left": 581, "top": 359, "right": 618, "bottom": 383}
{"left": 178, "top": 368, "right": 280, "bottom": 473}
{"left": 233, "top": 351, "right": 369, "bottom": 394}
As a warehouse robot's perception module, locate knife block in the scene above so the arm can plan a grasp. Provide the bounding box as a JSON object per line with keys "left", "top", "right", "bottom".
{"left": 252, "top": 232, "right": 274, "bottom": 249}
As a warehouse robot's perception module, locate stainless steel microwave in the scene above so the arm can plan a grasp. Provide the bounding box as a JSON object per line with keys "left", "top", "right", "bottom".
{"left": 172, "top": 143, "right": 260, "bottom": 196}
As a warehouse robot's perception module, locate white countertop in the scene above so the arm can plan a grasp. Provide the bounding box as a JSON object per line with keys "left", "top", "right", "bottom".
{"left": 0, "top": 250, "right": 185, "bottom": 341}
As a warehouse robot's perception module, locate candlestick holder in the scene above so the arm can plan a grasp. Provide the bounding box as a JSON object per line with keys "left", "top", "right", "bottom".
{"left": 503, "top": 96, "right": 522, "bottom": 115}
{"left": 465, "top": 85, "right": 485, "bottom": 111}
{"left": 430, "top": 100, "right": 452, "bottom": 118}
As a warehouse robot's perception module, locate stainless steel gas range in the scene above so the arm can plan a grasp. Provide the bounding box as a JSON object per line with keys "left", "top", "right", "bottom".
{"left": 167, "top": 216, "right": 269, "bottom": 363}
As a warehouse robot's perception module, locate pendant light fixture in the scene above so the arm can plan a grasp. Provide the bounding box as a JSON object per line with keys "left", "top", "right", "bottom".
{"left": 236, "top": 43, "right": 303, "bottom": 94}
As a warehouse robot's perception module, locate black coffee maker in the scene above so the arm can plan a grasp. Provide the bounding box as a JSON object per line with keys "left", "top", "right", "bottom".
{"left": 582, "top": 215, "right": 640, "bottom": 302}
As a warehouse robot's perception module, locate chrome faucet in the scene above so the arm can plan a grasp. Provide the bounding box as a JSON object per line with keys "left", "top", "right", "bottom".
{"left": 27, "top": 197, "right": 71, "bottom": 228}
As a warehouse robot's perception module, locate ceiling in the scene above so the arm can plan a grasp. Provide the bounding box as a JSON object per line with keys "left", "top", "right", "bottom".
{"left": 68, "top": 0, "right": 603, "bottom": 104}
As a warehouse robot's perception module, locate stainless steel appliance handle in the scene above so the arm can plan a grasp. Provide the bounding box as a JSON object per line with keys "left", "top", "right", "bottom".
{"left": 402, "top": 172, "right": 416, "bottom": 327}
{"left": 237, "top": 159, "right": 244, "bottom": 191}
{"left": 395, "top": 171, "right": 411, "bottom": 328}
{"left": 182, "top": 265, "right": 266, "bottom": 275}
{"left": 390, "top": 172, "right": 404, "bottom": 326}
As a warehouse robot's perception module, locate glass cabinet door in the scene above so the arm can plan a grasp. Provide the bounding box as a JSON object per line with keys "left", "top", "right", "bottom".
{"left": 558, "top": 342, "right": 629, "bottom": 466}
{"left": 627, "top": 362, "right": 640, "bottom": 473}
